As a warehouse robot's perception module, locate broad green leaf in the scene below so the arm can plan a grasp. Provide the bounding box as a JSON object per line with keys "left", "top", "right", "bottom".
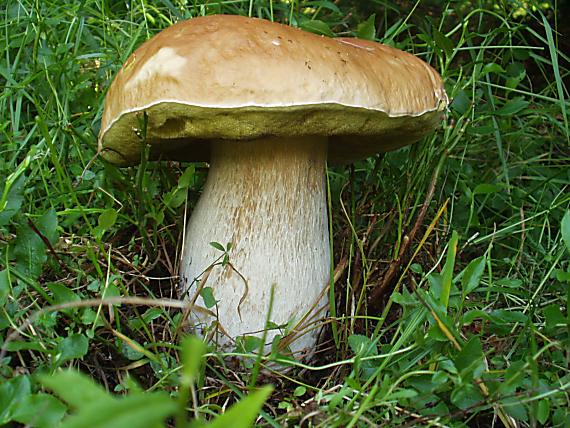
{"left": 450, "top": 383, "right": 483, "bottom": 410}
{"left": 494, "top": 97, "right": 529, "bottom": 116}
{"left": 14, "top": 210, "right": 58, "bottom": 279}
{"left": 40, "top": 371, "right": 114, "bottom": 410}
{"left": 60, "top": 392, "right": 177, "bottom": 428}
{"left": 561, "top": 210, "right": 570, "bottom": 254}
{"left": 209, "top": 241, "right": 225, "bottom": 252}
{"left": 12, "top": 393, "right": 67, "bottom": 428}
{"left": 0, "top": 174, "right": 26, "bottom": 226}
{"left": 129, "top": 307, "right": 164, "bottom": 330}
{"left": 499, "top": 361, "right": 525, "bottom": 394}
{"left": 431, "top": 370, "right": 449, "bottom": 385}
{"left": 461, "top": 256, "right": 486, "bottom": 296}
{"left": 293, "top": 386, "right": 306, "bottom": 397}
{"left": 386, "top": 388, "right": 418, "bottom": 400}
{"left": 556, "top": 268, "right": 570, "bottom": 282}
{"left": 451, "top": 90, "right": 470, "bottom": 115}
{"left": 429, "top": 401, "right": 451, "bottom": 417}
{"left": 502, "top": 396, "right": 528, "bottom": 422}
{"left": 165, "top": 187, "right": 187, "bottom": 208}
{"left": 356, "top": 14, "right": 376, "bottom": 40}
{"left": 238, "top": 335, "right": 264, "bottom": 353}
{"left": 466, "top": 125, "right": 495, "bottom": 135}
{"left": 38, "top": 208, "right": 58, "bottom": 243}
{"left": 489, "top": 309, "right": 527, "bottom": 324}
{"left": 48, "top": 282, "right": 80, "bottom": 304}
{"left": 178, "top": 165, "right": 195, "bottom": 188}
{"left": 56, "top": 334, "right": 89, "bottom": 364}
{"left": 0, "top": 269, "right": 10, "bottom": 306}
{"left": 391, "top": 290, "right": 417, "bottom": 306}
{"left": 473, "top": 183, "right": 502, "bottom": 194}
{"left": 347, "top": 334, "right": 377, "bottom": 357}
{"left": 207, "top": 386, "right": 272, "bottom": 428}
{"left": 181, "top": 336, "right": 207, "bottom": 386}
{"left": 441, "top": 231, "right": 458, "bottom": 309}
{"left": 428, "top": 272, "right": 443, "bottom": 300}
{"left": 481, "top": 62, "right": 506, "bottom": 76}
{"left": 537, "top": 399, "right": 550, "bottom": 425}
{"left": 454, "top": 336, "right": 485, "bottom": 381}
{"left": 200, "top": 287, "right": 216, "bottom": 309}
{"left": 120, "top": 339, "right": 145, "bottom": 361}
{"left": 544, "top": 304, "right": 565, "bottom": 330}
{"left": 433, "top": 28, "right": 454, "bottom": 57}
{"left": 0, "top": 375, "right": 31, "bottom": 423}
{"left": 495, "top": 278, "right": 523, "bottom": 288}
{"left": 299, "top": 20, "right": 335, "bottom": 37}
{"left": 98, "top": 208, "right": 118, "bottom": 230}
{"left": 3, "top": 340, "right": 50, "bottom": 352}
{"left": 48, "top": 282, "right": 81, "bottom": 316}
{"left": 462, "top": 309, "right": 527, "bottom": 326}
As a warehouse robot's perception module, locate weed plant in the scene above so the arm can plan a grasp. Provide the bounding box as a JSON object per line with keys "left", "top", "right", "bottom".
{"left": 0, "top": 0, "right": 569, "bottom": 427}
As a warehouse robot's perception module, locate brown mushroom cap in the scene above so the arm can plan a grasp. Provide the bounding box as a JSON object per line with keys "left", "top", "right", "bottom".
{"left": 99, "top": 15, "right": 448, "bottom": 166}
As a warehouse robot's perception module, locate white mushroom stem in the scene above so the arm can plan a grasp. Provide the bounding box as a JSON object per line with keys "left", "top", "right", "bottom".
{"left": 180, "top": 136, "right": 330, "bottom": 355}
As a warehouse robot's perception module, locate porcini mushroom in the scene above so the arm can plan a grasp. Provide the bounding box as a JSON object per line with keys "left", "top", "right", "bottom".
{"left": 99, "top": 15, "right": 447, "bottom": 355}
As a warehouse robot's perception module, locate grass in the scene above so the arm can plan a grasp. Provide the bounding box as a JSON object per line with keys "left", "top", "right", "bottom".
{"left": 1, "top": 0, "right": 569, "bottom": 426}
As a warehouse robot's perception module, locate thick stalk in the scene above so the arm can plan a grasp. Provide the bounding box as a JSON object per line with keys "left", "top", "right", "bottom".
{"left": 180, "top": 137, "right": 330, "bottom": 355}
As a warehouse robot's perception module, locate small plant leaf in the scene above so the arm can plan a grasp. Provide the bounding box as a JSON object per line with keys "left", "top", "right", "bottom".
{"left": 494, "top": 97, "right": 529, "bottom": 116}
{"left": 0, "top": 375, "right": 31, "bottom": 424}
{"left": 441, "top": 231, "right": 459, "bottom": 309}
{"left": 14, "top": 209, "right": 58, "bottom": 279}
{"left": 481, "top": 62, "right": 506, "bottom": 76}
{"left": 561, "top": 210, "right": 570, "bottom": 254}
{"left": 0, "top": 269, "right": 10, "bottom": 306}
{"left": 544, "top": 304, "right": 565, "bottom": 330}
{"left": 433, "top": 28, "right": 454, "bottom": 57}
{"left": 299, "top": 19, "right": 334, "bottom": 37}
{"left": 11, "top": 393, "right": 67, "bottom": 428}
{"left": 178, "top": 165, "right": 195, "bottom": 188}
{"left": 293, "top": 386, "right": 306, "bottom": 397}
{"left": 451, "top": 90, "right": 470, "bottom": 114}
{"left": 98, "top": 208, "right": 118, "bottom": 230}
{"left": 461, "top": 256, "right": 486, "bottom": 296}
{"left": 537, "top": 399, "right": 550, "bottom": 425}
{"left": 209, "top": 241, "right": 225, "bottom": 252}
{"left": 56, "top": 334, "right": 89, "bottom": 364}
{"left": 207, "top": 385, "right": 272, "bottom": 428}
{"left": 502, "top": 397, "right": 528, "bottom": 422}
{"left": 47, "top": 282, "right": 81, "bottom": 316}
{"left": 450, "top": 383, "right": 483, "bottom": 410}
{"left": 356, "top": 14, "right": 376, "bottom": 40}
{"left": 348, "top": 334, "right": 377, "bottom": 357}
{"left": 454, "top": 336, "right": 485, "bottom": 381}
{"left": 59, "top": 392, "right": 177, "bottom": 428}
{"left": 473, "top": 183, "right": 502, "bottom": 194}
{"left": 181, "top": 336, "right": 207, "bottom": 387}
{"left": 200, "top": 286, "right": 217, "bottom": 309}
{"left": 165, "top": 187, "right": 187, "bottom": 208}
{"left": 0, "top": 174, "right": 26, "bottom": 226}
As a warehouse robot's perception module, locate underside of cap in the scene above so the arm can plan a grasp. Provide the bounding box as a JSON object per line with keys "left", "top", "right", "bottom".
{"left": 101, "top": 102, "right": 443, "bottom": 165}
{"left": 99, "top": 15, "right": 448, "bottom": 166}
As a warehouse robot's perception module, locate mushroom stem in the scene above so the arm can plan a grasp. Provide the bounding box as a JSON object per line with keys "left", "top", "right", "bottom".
{"left": 180, "top": 136, "right": 330, "bottom": 355}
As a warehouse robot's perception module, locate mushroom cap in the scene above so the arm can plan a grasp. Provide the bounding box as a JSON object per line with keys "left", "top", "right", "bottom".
{"left": 99, "top": 15, "right": 448, "bottom": 166}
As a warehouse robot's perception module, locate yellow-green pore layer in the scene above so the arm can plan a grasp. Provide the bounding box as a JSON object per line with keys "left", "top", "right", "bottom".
{"left": 98, "top": 101, "right": 445, "bottom": 166}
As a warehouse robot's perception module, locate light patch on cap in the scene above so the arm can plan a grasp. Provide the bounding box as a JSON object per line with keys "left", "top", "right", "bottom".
{"left": 125, "top": 47, "right": 187, "bottom": 90}
{"left": 336, "top": 39, "right": 375, "bottom": 52}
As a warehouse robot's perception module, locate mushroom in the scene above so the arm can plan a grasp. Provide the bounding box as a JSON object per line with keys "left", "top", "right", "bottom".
{"left": 98, "top": 15, "right": 447, "bottom": 355}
